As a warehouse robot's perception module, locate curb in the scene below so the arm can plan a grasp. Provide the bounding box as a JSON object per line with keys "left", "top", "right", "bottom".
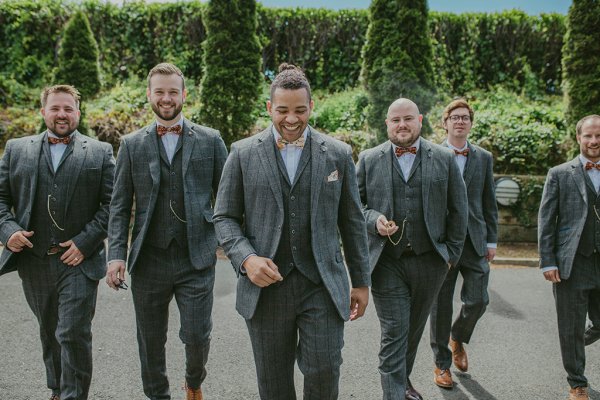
{"left": 492, "top": 257, "right": 539, "bottom": 268}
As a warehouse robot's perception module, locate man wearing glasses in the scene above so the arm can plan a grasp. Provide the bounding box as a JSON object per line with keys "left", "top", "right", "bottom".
{"left": 429, "top": 99, "right": 498, "bottom": 389}
{"left": 356, "top": 98, "right": 468, "bottom": 400}
{"left": 0, "top": 84, "right": 115, "bottom": 400}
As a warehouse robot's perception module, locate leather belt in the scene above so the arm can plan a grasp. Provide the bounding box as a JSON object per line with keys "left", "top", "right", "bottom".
{"left": 46, "top": 246, "right": 65, "bottom": 256}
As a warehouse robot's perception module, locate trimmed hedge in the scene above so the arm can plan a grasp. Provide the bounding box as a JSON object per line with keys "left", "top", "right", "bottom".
{"left": 0, "top": 0, "right": 565, "bottom": 95}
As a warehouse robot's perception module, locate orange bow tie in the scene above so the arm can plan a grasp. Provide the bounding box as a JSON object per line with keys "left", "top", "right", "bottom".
{"left": 277, "top": 137, "right": 305, "bottom": 149}
{"left": 395, "top": 146, "right": 417, "bottom": 157}
{"left": 454, "top": 149, "right": 469, "bottom": 156}
{"left": 157, "top": 125, "right": 182, "bottom": 136}
{"left": 48, "top": 136, "right": 71, "bottom": 145}
{"left": 585, "top": 162, "right": 600, "bottom": 171}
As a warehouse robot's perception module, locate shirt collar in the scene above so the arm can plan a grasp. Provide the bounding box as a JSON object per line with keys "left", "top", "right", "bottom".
{"left": 391, "top": 137, "right": 421, "bottom": 153}
{"left": 47, "top": 131, "right": 75, "bottom": 140}
{"left": 580, "top": 154, "right": 600, "bottom": 167}
{"left": 447, "top": 140, "right": 468, "bottom": 152}
{"left": 272, "top": 125, "right": 310, "bottom": 144}
{"left": 156, "top": 116, "right": 184, "bottom": 130}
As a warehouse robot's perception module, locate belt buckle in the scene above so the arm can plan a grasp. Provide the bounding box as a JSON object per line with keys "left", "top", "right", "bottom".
{"left": 46, "top": 246, "right": 61, "bottom": 256}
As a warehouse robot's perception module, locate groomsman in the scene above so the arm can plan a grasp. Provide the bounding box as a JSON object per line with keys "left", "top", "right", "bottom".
{"left": 0, "top": 84, "right": 114, "bottom": 400}
{"left": 357, "top": 98, "right": 468, "bottom": 400}
{"left": 213, "top": 63, "right": 371, "bottom": 399}
{"left": 538, "top": 114, "right": 600, "bottom": 400}
{"left": 430, "top": 99, "right": 498, "bottom": 389}
{"left": 106, "top": 63, "right": 227, "bottom": 400}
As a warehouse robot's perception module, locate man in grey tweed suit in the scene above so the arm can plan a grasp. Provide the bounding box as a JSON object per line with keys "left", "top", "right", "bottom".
{"left": 429, "top": 99, "right": 498, "bottom": 389}
{"left": 106, "top": 63, "right": 227, "bottom": 400}
{"left": 357, "top": 98, "right": 468, "bottom": 400}
{"left": 0, "top": 84, "right": 114, "bottom": 400}
{"left": 538, "top": 114, "right": 600, "bottom": 400}
{"left": 213, "top": 63, "right": 371, "bottom": 400}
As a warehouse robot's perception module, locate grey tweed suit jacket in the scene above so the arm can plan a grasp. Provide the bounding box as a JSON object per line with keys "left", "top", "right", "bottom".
{"left": 0, "top": 131, "right": 115, "bottom": 280}
{"left": 213, "top": 126, "right": 371, "bottom": 320}
{"left": 443, "top": 140, "right": 498, "bottom": 256}
{"left": 357, "top": 138, "right": 468, "bottom": 271}
{"left": 108, "top": 119, "right": 228, "bottom": 273}
{"left": 538, "top": 157, "right": 590, "bottom": 280}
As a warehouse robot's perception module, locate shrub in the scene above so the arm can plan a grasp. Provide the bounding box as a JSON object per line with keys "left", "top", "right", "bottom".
{"left": 199, "top": 0, "right": 262, "bottom": 147}
{"left": 361, "top": 0, "right": 435, "bottom": 141}
{"left": 562, "top": 0, "right": 600, "bottom": 134}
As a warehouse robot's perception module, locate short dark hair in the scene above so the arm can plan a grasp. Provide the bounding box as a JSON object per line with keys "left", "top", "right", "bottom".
{"left": 270, "top": 63, "right": 311, "bottom": 101}
{"left": 41, "top": 84, "right": 80, "bottom": 109}
{"left": 147, "top": 62, "right": 185, "bottom": 89}
{"left": 576, "top": 114, "right": 600, "bottom": 135}
{"left": 442, "top": 98, "right": 474, "bottom": 124}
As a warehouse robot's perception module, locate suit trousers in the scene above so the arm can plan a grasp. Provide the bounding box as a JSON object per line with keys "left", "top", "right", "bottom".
{"left": 17, "top": 252, "right": 98, "bottom": 400}
{"left": 554, "top": 252, "right": 600, "bottom": 388}
{"left": 131, "top": 242, "right": 214, "bottom": 400}
{"left": 372, "top": 251, "right": 448, "bottom": 400}
{"left": 430, "top": 238, "right": 490, "bottom": 369}
{"left": 245, "top": 269, "right": 344, "bottom": 400}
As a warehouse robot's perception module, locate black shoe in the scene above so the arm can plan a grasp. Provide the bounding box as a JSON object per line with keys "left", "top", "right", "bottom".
{"left": 405, "top": 378, "right": 424, "bottom": 400}
{"left": 584, "top": 325, "right": 600, "bottom": 346}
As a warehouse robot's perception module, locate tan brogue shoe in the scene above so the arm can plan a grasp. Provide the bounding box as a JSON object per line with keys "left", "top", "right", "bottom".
{"left": 450, "top": 338, "right": 468, "bottom": 372}
{"left": 185, "top": 383, "right": 203, "bottom": 400}
{"left": 434, "top": 367, "right": 453, "bottom": 388}
{"left": 569, "top": 386, "right": 589, "bottom": 400}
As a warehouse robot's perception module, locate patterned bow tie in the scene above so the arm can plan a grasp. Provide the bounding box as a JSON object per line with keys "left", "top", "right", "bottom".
{"left": 585, "top": 162, "right": 600, "bottom": 171}
{"left": 454, "top": 149, "right": 469, "bottom": 156}
{"left": 277, "top": 136, "right": 305, "bottom": 150}
{"left": 157, "top": 125, "right": 182, "bottom": 136}
{"left": 48, "top": 136, "right": 71, "bottom": 145}
{"left": 394, "top": 146, "right": 417, "bottom": 157}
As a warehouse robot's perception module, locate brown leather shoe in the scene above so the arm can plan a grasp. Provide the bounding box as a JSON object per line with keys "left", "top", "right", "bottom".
{"left": 450, "top": 338, "right": 468, "bottom": 372}
{"left": 434, "top": 367, "right": 453, "bottom": 388}
{"left": 569, "top": 386, "right": 589, "bottom": 400}
{"left": 185, "top": 383, "right": 203, "bottom": 400}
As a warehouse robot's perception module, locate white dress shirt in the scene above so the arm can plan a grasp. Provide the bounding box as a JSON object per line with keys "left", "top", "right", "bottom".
{"left": 447, "top": 142, "right": 468, "bottom": 176}
{"left": 581, "top": 155, "right": 600, "bottom": 193}
{"left": 47, "top": 131, "right": 73, "bottom": 171}
{"left": 273, "top": 126, "right": 309, "bottom": 183}
{"left": 392, "top": 137, "right": 421, "bottom": 181}
{"left": 157, "top": 117, "right": 184, "bottom": 163}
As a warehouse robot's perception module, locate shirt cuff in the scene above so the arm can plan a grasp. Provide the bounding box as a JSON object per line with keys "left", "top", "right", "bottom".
{"left": 108, "top": 259, "right": 125, "bottom": 266}
{"left": 541, "top": 266, "right": 558, "bottom": 273}
{"left": 486, "top": 243, "right": 497, "bottom": 249}
{"left": 239, "top": 254, "right": 256, "bottom": 276}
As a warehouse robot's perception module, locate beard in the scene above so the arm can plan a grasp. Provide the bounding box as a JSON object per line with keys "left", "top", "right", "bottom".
{"left": 47, "top": 119, "right": 78, "bottom": 137}
{"left": 151, "top": 101, "right": 183, "bottom": 122}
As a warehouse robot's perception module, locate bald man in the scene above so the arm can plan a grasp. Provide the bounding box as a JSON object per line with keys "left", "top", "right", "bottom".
{"left": 357, "top": 98, "right": 468, "bottom": 400}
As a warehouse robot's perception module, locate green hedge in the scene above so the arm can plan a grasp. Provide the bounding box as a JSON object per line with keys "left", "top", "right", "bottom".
{"left": 0, "top": 0, "right": 565, "bottom": 95}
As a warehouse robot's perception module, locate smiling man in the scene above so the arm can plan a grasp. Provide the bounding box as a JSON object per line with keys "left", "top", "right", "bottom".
{"left": 106, "top": 63, "right": 227, "bottom": 400}
{"left": 0, "top": 84, "right": 114, "bottom": 400}
{"left": 429, "top": 99, "right": 498, "bottom": 390}
{"left": 357, "top": 98, "right": 468, "bottom": 400}
{"left": 213, "top": 63, "right": 371, "bottom": 399}
{"left": 538, "top": 114, "right": 600, "bottom": 400}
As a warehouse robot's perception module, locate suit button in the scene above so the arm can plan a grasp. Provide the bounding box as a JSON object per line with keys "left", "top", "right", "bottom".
{"left": 291, "top": 213, "right": 296, "bottom": 217}
{"left": 290, "top": 195, "right": 296, "bottom": 201}
{"left": 291, "top": 229, "right": 295, "bottom": 234}
{"left": 292, "top": 246, "right": 297, "bottom": 251}
{"left": 53, "top": 184, "right": 58, "bottom": 188}
{"left": 289, "top": 263, "right": 294, "bottom": 268}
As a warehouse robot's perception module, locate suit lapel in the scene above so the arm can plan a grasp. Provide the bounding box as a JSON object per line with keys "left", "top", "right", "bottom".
{"left": 309, "top": 128, "right": 327, "bottom": 222}
{"left": 256, "top": 127, "right": 284, "bottom": 211}
{"left": 24, "top": 133, "right": 45, "bottom": 225}
{"left": 62, "top": 132, "right": 87, "bottom": 213}
{"left": 570, "top": 158, "right": 588, "bottom": 204}
{"left": 420, "top": 138, "right": 433, "bottom": 210}
{"left": 379, "top": 142, "right": 394, "bottom": 218}
{"left": 181, "top": 119, "right": 195, "bottom": 177}
{"left": 144, "top": 124, "right": 161, "bottom": 188}
{"left": 463, "top": 142, "right": 477, "bottom": 187}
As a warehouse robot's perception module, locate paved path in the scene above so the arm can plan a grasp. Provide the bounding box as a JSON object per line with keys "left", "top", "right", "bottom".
{"left": 1, "top": 261, "right": 599, "bottom": 399}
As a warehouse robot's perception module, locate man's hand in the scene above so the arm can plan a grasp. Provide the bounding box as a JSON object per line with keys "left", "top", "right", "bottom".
{"left": 243, "top": 255, "right": 282, "bottom": 287}
{"left": 349, "top": 286, "right": 369, "bottom": 321}
{"left": 6, "top": 230, "right": 34, "bottom": 253}
{"left": 543, "top": 269, "right": 561, "bottom": 283}
{"left": 106, "top": 261, "right": 126, "bottom": 290}
{"left": 486, "top": 247, "right": 496, "bottom": 262}
{"left": 59, "top": 240, "right": 84, "bottom": 266}
{"left": 376, "top": 215, "right": 398, "bottom": 237}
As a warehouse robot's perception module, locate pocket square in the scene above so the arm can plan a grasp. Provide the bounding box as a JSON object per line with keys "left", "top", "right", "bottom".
{"left": 327, "top": 170, "right": 339, "bottom": 182}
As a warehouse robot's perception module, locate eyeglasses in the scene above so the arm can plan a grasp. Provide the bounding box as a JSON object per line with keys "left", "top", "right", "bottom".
{"left": 448, "top": 115, "right": 471, "bottom": 123}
